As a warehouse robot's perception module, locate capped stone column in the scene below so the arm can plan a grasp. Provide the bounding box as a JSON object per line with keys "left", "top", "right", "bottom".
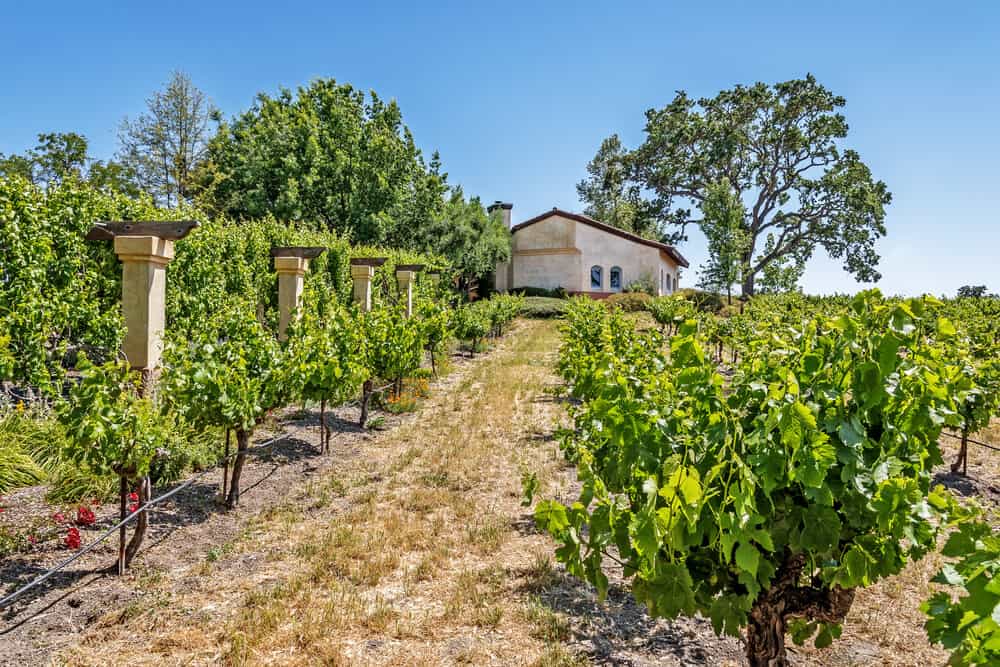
{"left": 350, "top": 257, "right": 387, "bottom": 312}
{"left": 87, "top": 221, "right": 199, "bottom": 390}
{"left": 272, "top": 247, "right": 325, "bottom": 341}
{"left": 395, "top": 264, "right": 423, "bottom": 317}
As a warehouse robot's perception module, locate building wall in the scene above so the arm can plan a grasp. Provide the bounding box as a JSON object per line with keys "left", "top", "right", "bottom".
{"left": 498, "top": 213, "right": 682, "bottom": 295}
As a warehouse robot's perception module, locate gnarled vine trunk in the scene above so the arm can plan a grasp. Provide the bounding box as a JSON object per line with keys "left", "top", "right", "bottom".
{"left": 124, "top": 475, "right": 150, "bottom": 566}
{"left": 226, "top": 428, "right": 251, "bottom": 508}
{"left": 746, "top": 553, "right": 856, "bottom": 666}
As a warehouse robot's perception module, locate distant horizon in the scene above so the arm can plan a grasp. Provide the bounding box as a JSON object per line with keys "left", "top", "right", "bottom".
{"left": 2, "top": 1, "right": 997, "bottom": 297}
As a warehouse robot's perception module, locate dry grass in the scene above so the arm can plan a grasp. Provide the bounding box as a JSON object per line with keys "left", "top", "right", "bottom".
{"left": 56, "top": 320, "right": 584, "bottom": 666}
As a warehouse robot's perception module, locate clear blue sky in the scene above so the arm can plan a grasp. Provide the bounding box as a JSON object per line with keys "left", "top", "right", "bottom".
{"left": 2, "top": 1, "right": 998, "bottom": 296}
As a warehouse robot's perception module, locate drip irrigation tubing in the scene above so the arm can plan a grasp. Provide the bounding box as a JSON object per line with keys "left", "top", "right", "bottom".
{"left": 941, "top": 430, "right": 1000, "bottom": 453}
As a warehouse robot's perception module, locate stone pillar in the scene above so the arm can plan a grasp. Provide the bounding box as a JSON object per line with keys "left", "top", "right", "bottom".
{"left": 112, "top": 236, "right": 174, "bottom": 372}
{"left": 396, "top": 270, "right": 416, "bottom": 316}
{"left": 274, "top": 256, "right": 308, "bottom": 341}
{"left": 351, "top": 264, "right": 375, "bottom": 312}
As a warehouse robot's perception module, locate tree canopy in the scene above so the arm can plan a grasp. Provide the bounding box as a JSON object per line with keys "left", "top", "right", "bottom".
{"left": 579, "top": 75, "right": 892, "bottom": 296}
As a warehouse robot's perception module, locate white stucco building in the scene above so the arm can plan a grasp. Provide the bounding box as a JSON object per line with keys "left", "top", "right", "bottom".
{"left": 492, "top": 205, "right": 688, "bottom": 297}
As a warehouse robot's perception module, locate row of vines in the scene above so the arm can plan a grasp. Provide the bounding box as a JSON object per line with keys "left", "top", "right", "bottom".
{"left": 530, "top": 291, "right": 1000, "bottom": 666}
{"left": 0, "top": 172, "right": 527, "bottom": 576}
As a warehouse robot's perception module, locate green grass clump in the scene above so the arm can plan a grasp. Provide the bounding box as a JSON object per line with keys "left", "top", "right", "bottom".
{"left": 521, "top": 297, "right": 568, "bottom": 319}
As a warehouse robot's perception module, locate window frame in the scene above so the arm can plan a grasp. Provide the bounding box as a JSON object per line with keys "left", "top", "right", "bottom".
{"left": 590, "top": 265, "right": 603, "bottom": 290}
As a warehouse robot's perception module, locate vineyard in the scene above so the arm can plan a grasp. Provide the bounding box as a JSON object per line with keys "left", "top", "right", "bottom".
{"left": 532, "top": 292, "right": 1000, "bottom": 666}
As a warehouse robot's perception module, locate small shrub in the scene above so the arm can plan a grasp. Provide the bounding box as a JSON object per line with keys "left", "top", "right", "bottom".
{"left": 512, "top": 286, "right": 568, "bottom": 299}
{"left": 676, "top": 287, "right": 724, "bottom": 313}
{"left": 624, "top": 277, "right": 656, "bottom": 295}
{"left": 604, "top": 292, "right": 652, "bottom": 312}
{"left": 521, "top": 297, "right": 568, "bottom": 319}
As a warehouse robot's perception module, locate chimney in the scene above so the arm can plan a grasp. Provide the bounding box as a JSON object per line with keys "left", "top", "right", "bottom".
{"left": 488, "top": 200, "right": 513, "bottom": 229}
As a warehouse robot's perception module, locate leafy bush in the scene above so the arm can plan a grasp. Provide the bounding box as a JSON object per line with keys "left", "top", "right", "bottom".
{"left": 538, "top": 291, "right": 964, "bottom": 665}
{"left": 452, "top": 304, "right": 490, "bottom": 357}
{"left": 482, "top": 294, "right": 525, "bottom": 337}
{"left": 162, "top": 303, "right": 287, "bottom": 508}
{"left": 512, "top": 286, "right": 568, "bottom": 299}
{"left": 58, "top": 355, "right": 175, "bottom": 567}
{"left": 676, "top": 287, "right": 724, "bottom": 313}
{"left": 923, "top": 516, "right": 1000, "bottom": 666}
{"left": 604, "top": 291, "right": 652, "bottom": 312}
{"left": 624, "top": 277, "right": 657, "bottom": 295}
{"left": 522, "top": 297, "right": 568, "bottom": 319}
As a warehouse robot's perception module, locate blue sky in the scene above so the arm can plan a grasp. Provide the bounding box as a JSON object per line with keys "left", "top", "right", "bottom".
{"left": 2, "top": 1, "right": 998, "bottom": 295}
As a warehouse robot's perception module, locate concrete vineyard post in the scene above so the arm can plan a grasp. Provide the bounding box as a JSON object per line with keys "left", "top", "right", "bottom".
{"left": 395, "top": 264, "right": 423, "bottom": 317}
{"left": 272, "top": 247, "right": 325, "bottom": 341}
{"left": 113, "top": 235, "right": 174, "bottom": 381}
{"left": 349, "top": 258, "right": 386, "bottom": 312}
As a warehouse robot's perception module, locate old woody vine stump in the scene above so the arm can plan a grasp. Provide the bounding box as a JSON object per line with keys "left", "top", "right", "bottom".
{"left": 533, "top": 293, "right": 962, "bottom": 666}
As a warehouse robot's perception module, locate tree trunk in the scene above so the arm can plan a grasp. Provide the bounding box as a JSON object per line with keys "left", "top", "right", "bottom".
{"left": 117, "top": 475, "right": 127, "bottom": 575}
{"left": 320, "top": 398, "right": 327, "bottom": 453}
{"left": 952, "top": 427, "right": 969, "bottom": 475}
{"left": 745, "top": 553, "right": 856, "bottom": 666}
{"left": 747, "top": 596, "right": 790, "bottom": 667}
{"left": 741, "top": 271, "right": 756, "bottom": 298}
{"left": 359, "top": 379, "right": 373, "bottom": 428}
{"left": 222, "top": 428, "right": 231, "bottom": 500}
{"left": 226, "top": 428, "right": 251, "bottom": 508}
{"left": 124, "top": 476, "right": 150, "bottom": 567}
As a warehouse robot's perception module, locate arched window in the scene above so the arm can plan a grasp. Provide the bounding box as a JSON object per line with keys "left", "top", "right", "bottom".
{"left": 590, "top": 265, "right": 603, "bottom": 289}
{"left": 610, "top": 266, "right": 622, "bottom": 291}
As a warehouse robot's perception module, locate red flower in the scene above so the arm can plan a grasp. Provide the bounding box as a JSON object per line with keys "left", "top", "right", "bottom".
{"left": 52, "top": 511, "right": 66, "bottom": 524}
{"left": 128, "top": 492, "right": 139, "bottom": 503}
{"left": 76, "top": 506, "right": 96, "bottom": 526}
{"left": 27, "top": 534, "right": 38, "bottom": 545}
{"left": 128, "top": 503, "right": 139, "bottom": 513}
{"left": 64, "top": 527, "right": 81, "bottom": 550}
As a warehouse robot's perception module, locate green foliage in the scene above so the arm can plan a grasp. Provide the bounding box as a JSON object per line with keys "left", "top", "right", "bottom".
{"left": 513, "top": 286, "right": 568, "bottom": 299}
{"left": 646, "top": 295, "right": 696, "bottom": 332}
{"left": 540, "top": 290, "right": 964, "bottom": 664}
{"left": 162, "top": 304, "right": 286, "bottom": 433}
{"left": 697, "top": 178, "right": 749, "bottom": 300}
{"left": 521, "top": 297, "right": 569, "bottom": 319}
{"left": 284, "top": 307, "right": 368, "bottom": 407}
{"left": 604, "top": 291, "right": 651, "bottom": 312}
{"left": 923, "top": 516, "right": 1000, "bottom": 666}
{"left": 452, "top": 303, "right": 491, "bottom": 356}
{"left": 195, "top": 78, "right": 436, "bottom": 245}
{"left": 57, "top": 356, "right": 171, "bottom": 484}
{"left": 412, "top": 187, "right": 511, "bottom": 284}
{"left": 360, "top": 306, "right": 425, "bottom": 384}
{"left": 482, "top": 294, "right": 525, "bottom": 337}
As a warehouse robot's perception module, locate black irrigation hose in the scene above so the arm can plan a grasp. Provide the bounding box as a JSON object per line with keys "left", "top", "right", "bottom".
{"left": 0, "top": 432, "right": 287, "bottom": 613}
{"left": 941, "top": 430, "right": 1000, "bottom": 453}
